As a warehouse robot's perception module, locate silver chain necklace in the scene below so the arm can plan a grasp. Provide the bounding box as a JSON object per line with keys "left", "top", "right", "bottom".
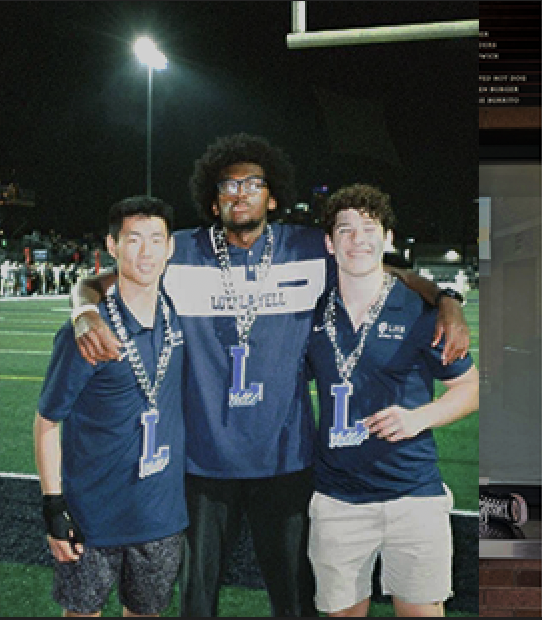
{"left": 324, "top": 274, "right": 395, "bottom": 384}
{"left": 212, "top": 223, "right": 274, "bottom": 346}
{"left": 106, "top": 290, "right": 174, "bottom": 409}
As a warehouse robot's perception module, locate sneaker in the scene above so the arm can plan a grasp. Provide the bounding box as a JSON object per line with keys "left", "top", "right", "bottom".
{"left": 479, "top": 491, "right": 528, "bottom": 527}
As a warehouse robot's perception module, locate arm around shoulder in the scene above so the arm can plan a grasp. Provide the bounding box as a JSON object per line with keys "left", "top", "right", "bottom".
{"left": 384, "top": 264, "right": 440, "bottom": 305}
{"left": 70, "top": 268, "right": 122, "bottom": 365}
{"left": 70, "top": 267, "right": 118, "bottom": 309}
{"left": 384, "top": 264, "right": 469, "bottom": 362}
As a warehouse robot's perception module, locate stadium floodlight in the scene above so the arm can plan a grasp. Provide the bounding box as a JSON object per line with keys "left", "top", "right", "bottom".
{"left": 134, "top": 37, "right": 168, "bottom": 197}
{"left": 134, "top": 37, "right": 167, "bottom": 70}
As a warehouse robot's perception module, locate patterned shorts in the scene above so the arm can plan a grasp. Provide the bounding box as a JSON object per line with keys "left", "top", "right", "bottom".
{"left": 53, "top": 532, "right": 187, "bottom": 615}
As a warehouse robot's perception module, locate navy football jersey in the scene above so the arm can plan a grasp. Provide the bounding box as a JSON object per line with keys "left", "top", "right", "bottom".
{"left": 164, "top": 223, "right": 332, "bottom": 478}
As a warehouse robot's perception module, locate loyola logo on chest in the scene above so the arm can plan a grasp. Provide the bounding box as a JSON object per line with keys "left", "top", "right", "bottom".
{"left": 377, "top": 321, "right": 405, "bottom": 340}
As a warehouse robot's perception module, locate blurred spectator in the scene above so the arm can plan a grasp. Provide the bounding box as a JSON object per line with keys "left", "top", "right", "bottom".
{"left": 1, "top": 259, "right": 12, "bottom": 296}
{"left": 38, "top": 261, "right": 47, "bottom": 295}
{"left": 19, "top": 262, "right": 28, "bottom": 296}
{"left": 45, "top": 262, "right": 54, "bottom": 294}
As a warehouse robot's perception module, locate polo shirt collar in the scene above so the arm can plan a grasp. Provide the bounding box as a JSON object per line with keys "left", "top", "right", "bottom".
{"left": 334, "top": 277, "right": 405, "bottom": 313}
{"left": 110, "top": 285, "right": 161, "bottom": 337}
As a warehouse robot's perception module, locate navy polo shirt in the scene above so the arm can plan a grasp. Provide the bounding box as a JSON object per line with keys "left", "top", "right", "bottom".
{"left": 38, "top": 287, "right": 188, "bottom": 547}
{"left": 163, "top": 223, "right": 334, "bottom": 478}
{"left": 306, "top": 278, "right": 474, "bottom": 503}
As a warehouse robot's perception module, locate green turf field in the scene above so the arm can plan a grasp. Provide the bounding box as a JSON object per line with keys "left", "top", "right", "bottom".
{"left": 0, "top": 290, "right": 479, "bottom": 616}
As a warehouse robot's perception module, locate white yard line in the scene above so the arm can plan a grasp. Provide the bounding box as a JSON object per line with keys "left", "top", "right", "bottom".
{"left": 0, "top": 350, "right": 51, "bottom": 355}
{"left": 0, "top": 295, "right": 70, "bottom": 301}
{"left": 0, "top": 471, "right": 40, "bottom": 481}
{"left": 0, "top": 471, "right": 482, "bottom": 518}
{"left": 451, "top": 509, "right": 479, "bottom": 518}
{"left": 0, "top": 318, "right": 66, "bottom": 324}
{"left": 0, "top": 311, "right": 69, "bottom": 315}
{"left": 1, "top": 375, "right": 44, "bottom": 381}
{"left": 0, "top": 331, "right": 56, "bottom": 336}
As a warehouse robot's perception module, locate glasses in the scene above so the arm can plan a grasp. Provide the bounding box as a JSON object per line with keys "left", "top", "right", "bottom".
{"left": 216, "top": 175, "right": 268, "bottom": 196}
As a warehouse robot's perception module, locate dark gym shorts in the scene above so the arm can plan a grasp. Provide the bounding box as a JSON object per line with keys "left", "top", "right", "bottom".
{"left": 52, "top": 532, "right": 187, "bottom": 615}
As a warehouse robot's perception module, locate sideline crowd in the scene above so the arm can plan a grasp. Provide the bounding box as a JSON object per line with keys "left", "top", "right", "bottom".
{"left": 0, "top": 229, "right": 109, "bottom": 297}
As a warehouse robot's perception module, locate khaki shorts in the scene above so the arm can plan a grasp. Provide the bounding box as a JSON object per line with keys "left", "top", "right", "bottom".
{"left": 308, "top": 487, "right": 454, "bottom": 613}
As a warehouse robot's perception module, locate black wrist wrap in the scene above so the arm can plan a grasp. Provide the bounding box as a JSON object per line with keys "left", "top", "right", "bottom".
{"left": 42, "top": 494, "right": 85, "bottom": 544}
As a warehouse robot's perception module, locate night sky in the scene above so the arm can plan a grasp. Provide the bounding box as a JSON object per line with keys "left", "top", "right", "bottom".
{"left": 2, "top": 1, "right": 479, "bottom": 243}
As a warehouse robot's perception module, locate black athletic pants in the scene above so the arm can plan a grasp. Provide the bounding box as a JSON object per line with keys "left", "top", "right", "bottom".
{"left": 180, "top": 469, "right": 317, "bottom": 617}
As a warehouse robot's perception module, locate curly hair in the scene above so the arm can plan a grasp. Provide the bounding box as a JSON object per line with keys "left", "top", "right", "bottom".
{"left": 322, "top": 183, "right": 396, "bottom": 236}
{"left": 189, "top": 133, "right": 296, "bottom": 223}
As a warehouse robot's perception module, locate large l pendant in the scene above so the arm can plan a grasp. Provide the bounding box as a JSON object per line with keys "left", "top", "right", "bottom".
{"left": 228, "top": 344, "right": 264, "bottom": 407}
{"left": 139, "top": 408, "right": 170, "bottom": 478}
{"left": 328, "top": 381, "right": 369, "bottom": 449}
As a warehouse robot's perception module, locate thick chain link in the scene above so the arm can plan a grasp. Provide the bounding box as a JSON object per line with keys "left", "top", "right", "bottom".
{"left": 324, "top": 274, "right": 395, "bottom": 384}
{"left": 212, "top": 224, "right": 274, "bottom": 345}
{"left": 106, "top": 292, "right": 173, "bottom": 408}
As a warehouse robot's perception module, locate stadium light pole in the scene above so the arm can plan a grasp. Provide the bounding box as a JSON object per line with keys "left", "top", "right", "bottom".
{"left": 134, "top": 37, "right": 167, "bottom": 197}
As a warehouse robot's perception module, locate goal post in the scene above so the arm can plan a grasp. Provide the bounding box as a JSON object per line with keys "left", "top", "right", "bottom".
{"left": 286, "top": 1, "right": 479, "bottom": 49}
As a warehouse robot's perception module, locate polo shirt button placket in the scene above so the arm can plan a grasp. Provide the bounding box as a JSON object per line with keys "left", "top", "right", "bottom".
{"left": 247, "top": 250, "right": 257, "bottom": 282}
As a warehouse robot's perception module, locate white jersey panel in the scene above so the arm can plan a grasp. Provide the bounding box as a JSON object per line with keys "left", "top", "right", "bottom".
{"left": 163, "top": 259, "right": 326, "bottom": 317}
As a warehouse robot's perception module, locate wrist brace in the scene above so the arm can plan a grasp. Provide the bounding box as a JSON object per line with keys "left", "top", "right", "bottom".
{"left": 42, "top": 494, "right": 85, "bottom": 545}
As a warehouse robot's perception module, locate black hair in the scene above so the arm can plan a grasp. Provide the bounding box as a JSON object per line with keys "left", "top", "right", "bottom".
{"left": 189, "top": 133, "right": 296, "bottom": 223}
{"left": 108, "top": 196, "right": 175, "bottom": 241}
{"left": 322, "top": 184, "right": 396, "bottom": 236}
